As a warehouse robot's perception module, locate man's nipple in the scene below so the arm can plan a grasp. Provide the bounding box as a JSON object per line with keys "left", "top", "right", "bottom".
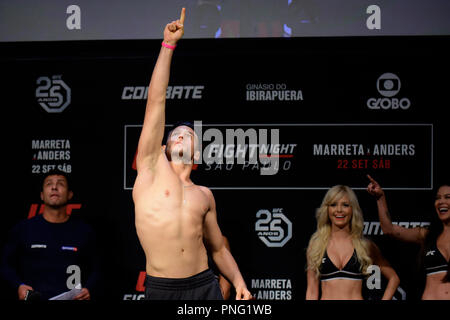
{"left": 164, "top": 190, "right": 170, "bottom": 197}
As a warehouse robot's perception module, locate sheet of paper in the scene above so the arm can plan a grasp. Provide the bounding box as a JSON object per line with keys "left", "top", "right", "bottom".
{"left": 49, "top": 284, "right": 82, "bottom": 300}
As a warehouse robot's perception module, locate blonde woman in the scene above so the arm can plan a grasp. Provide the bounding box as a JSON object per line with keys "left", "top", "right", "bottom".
{"left": 306, "top": 185, "right": 400, "bottom": 300}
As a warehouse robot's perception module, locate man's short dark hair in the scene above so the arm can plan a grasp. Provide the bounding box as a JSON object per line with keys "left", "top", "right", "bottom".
{"left": 164, "top": 121, "right": 194, "bottom": 144}
{"left": 41, "top": 169, "right": 72, "bottom": 191}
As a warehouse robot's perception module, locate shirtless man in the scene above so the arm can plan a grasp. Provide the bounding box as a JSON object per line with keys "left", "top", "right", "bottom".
{"left": 132, "top": 8, "right": 252, "bottom": 300}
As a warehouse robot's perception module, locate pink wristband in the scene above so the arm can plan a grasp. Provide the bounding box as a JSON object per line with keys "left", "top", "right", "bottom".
{"left": 161, "top": 41, "right": 176, "bottom": 50}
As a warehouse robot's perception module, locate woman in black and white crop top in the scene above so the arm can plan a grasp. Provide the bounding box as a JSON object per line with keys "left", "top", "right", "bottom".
{"left": 367, "top": 177, "right": 450, "bottom": 300}
{"left": 306, "top": 185, "right": 400, "bottom": 300}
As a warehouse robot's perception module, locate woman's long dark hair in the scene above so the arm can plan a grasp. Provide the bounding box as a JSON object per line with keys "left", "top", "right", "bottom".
{"left": 417, "top": 184, "right": 450, "bottom": 291}
{"left": 422, "top": 215, "right": 449, "bottom": 282}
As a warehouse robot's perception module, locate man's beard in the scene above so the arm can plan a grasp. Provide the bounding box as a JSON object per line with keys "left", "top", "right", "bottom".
{"left": 166, "top": 145, "right": 192, "bottom": 163}
{"left": 46, "top": 199, "right": 68, "bottom": 209}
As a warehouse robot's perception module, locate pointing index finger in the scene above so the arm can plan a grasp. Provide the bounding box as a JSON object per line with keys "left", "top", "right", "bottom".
{"left": 179, "top": 7, "right": 185, "bottom": 25}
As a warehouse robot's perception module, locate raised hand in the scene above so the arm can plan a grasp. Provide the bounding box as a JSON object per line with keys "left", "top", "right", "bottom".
{"left": 163, "top": 8, "right": 185, "bottom": 46}
{"left": 367, "top": 174, "right": 384, "bottom": 199}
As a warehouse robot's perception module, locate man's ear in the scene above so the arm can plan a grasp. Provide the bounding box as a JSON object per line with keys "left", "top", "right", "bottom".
{"left": 193, "top": 149, "right": 200, "bottom": 162}
{"left": 68, "top": 190, "right": 74, "bottom": 201}
{"left": 40, "top": 191, "right": 44, "bottom": 202}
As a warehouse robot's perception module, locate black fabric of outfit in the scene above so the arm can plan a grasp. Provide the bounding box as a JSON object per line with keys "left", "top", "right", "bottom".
{"left": 319, "top": 249, "right": 365, "bottom": 281}
{"left": 0, "top": 214, "right": 100, "bottom": 300}
{"left": 424, "top": 242, "right": 449, "bottom": 276}
{"left": 144, "top": 268, "right": 223, "bottom": 300}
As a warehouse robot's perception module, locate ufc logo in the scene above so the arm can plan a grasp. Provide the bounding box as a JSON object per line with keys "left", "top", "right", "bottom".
{"left": 28, "top": 203, "right": 82, "bottom": 219}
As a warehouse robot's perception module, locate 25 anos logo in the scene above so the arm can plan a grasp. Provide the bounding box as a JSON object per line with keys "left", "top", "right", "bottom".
{"left": 255, "top": 208, "right": 292, "bottom": 247}
{"left": 36, "top": 75, "right": 71, "bottom": 113}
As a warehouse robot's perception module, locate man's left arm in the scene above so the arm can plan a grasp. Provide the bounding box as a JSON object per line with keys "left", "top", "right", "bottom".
{"left": 202, "top": 187, "right": 252, "bottom": 300}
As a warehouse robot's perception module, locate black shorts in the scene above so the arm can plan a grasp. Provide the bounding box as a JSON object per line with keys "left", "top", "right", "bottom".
{"left": 144, "top": 269, "right": 224, "bottom": 300}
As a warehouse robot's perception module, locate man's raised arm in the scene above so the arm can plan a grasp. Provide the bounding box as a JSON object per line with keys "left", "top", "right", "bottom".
{"left": 136, "top": 8, "right": 185, "bottom": 172}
